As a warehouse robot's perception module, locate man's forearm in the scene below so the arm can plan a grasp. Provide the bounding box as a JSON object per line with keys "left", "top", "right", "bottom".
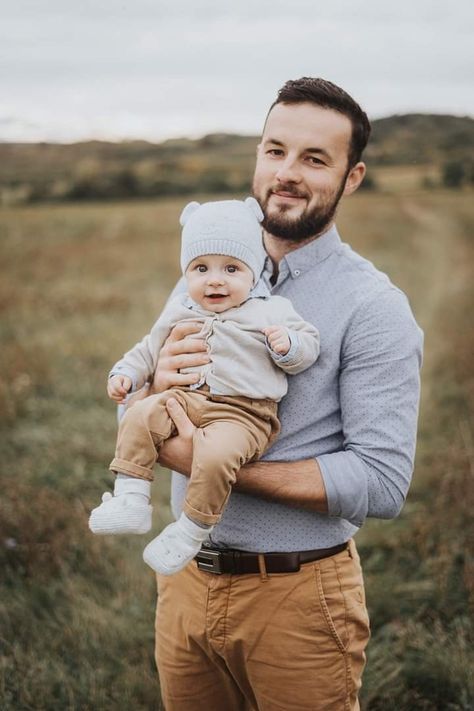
{"left": 159, "top": 437, "right": 329, "bottom": 513}
{"left": 234, "top": 458, "right": 329, "bottom": 513}
{"left": 157, "top": 398, "right": 329, "bottom": 513}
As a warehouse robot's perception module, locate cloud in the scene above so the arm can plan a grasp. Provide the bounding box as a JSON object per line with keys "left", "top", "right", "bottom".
{"left": 2, "top": 0, "right": 473, "bottom": 141}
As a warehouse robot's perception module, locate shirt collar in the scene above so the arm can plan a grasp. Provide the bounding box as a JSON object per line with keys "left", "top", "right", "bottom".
{"left": 184, "top": 296, "right": 203, "bottom": 310}
{"left": 262, "top": 223, "right": 342, "bottom": 282}
{"left": 249, "top": 276, "right": 271, "bottom": 298}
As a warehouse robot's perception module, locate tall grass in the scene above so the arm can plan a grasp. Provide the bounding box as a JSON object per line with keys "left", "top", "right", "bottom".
{"left": 1, "top": 191, "right": 472, "bottom": 709}
{"left": 350, "top": 193, "right": 474, "bottom": 710}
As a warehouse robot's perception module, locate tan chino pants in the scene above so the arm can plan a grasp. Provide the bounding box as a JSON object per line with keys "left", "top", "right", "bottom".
{"left": 155, "top": 539, "right": 370, "bottom": 710}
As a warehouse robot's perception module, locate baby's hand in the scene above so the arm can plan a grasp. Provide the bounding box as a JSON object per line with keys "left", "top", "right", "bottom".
{"left": 263, "top": 326, "right": 291, "bottom": 356}
{"left": 107, "top": 374, "right": 132, "bottom": 403}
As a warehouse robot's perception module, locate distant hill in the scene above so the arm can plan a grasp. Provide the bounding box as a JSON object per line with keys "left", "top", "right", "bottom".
{"left": 1, "top": 114, "right": 473, "bottom": 205}
{"left": 366, "top": 114, "right": 474, "bottom": 165}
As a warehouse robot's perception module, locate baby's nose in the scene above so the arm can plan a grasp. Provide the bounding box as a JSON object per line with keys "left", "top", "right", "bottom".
{"left": 207, "top": 273, "right": 224, "bottom": 285}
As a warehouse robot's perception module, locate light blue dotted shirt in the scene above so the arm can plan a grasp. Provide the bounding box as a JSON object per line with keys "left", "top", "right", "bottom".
{"left": 170, "top": 225, "right": 423, "bottom": 552}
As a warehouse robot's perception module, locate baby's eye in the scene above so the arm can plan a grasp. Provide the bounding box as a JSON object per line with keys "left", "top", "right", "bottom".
{"left": 226, "top": 265, "right": 237, "bottom": 273}
{"left": 196, "top": 264, "right": 207, "bottom": 273}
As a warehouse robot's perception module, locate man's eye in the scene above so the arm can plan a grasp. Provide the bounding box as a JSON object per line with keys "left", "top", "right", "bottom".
{"left": 307, "top": 156, "right": 324, "bottom": 166}
{"left": 267, "top": 149, "right": 284, "bottom": 157}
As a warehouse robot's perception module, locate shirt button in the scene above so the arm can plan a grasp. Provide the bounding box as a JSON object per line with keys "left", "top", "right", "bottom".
{"left": 294, "top": 269, "right": 301, "bottom": 277}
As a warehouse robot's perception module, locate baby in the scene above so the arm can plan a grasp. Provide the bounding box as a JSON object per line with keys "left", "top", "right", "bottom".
{"left": 89, "top": 197, "right": 320, "bottom": 575}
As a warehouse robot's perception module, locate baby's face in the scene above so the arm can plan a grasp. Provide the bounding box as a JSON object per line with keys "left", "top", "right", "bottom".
{"left": 186, "top": 254, "right": 254, "bottom": 313}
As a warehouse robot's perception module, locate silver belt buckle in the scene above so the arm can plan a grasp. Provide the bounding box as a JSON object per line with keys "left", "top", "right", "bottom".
{"left": 196, "top": 549, "right": 223, "bottom": 574}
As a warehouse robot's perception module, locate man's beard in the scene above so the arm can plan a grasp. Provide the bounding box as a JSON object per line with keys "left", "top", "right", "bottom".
{"left": 253, "top": 175, "right": 347, "bottom": 243}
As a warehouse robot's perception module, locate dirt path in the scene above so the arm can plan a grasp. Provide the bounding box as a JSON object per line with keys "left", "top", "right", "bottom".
{"left": 398, "top": 195, "right": 468, "bottom": 389}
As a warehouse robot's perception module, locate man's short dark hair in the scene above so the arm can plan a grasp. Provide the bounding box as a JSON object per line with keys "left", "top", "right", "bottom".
{"left": 269, "top": 77, "right": 371, "bottom": 167}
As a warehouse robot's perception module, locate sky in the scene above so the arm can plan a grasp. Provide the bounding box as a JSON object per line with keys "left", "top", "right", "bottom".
{"left": 1, "top": 0, "right": 473, "bottom": 143}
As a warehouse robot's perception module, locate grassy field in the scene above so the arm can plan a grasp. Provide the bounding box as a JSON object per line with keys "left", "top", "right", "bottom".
{"left": 1, "top": 190, "right": 473, "bottom": 710}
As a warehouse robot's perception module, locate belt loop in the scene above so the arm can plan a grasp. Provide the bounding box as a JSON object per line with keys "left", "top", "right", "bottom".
{"left": 232, "top": 550, "right": 241, "bottom": 574}
{"left": 258, "top": 554, "right": 269, "bottom": 582}
{"left": 348, "top": 539, "right": 354, "bottom": 559}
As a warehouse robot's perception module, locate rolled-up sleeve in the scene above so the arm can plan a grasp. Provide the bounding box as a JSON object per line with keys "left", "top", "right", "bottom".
{"left": 317, "top": 288, "right": 423, "bottom": 527}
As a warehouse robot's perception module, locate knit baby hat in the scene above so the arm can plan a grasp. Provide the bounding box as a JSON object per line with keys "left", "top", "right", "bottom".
{"left": 179, "top": 197, "right": 265, "bottom": 284}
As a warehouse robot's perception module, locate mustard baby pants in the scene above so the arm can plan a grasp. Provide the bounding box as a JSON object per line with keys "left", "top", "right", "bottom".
{"left": 110, "top": 386, "right": 280, "bottom": 526}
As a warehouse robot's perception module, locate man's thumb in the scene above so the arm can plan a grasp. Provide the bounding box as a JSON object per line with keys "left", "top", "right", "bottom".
{"left": 166, "top": 398, "right": 194, "bottom": 437}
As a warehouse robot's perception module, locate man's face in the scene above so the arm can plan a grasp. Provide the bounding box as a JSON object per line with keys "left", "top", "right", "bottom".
{"left": 252, "top": 102, "right": 355, "bottom": 242}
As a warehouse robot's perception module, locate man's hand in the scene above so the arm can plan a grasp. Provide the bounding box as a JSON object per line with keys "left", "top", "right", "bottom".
{"left": 158, "top": 398, "right": 195, "bottom": 476}
{"left": 152, "top": 321, "right": 210, "bottom": 393}
{"left": 107, "top": 374, "right": 132, "bottom": 403}
{"left": 263, "top": 325, "right": 291, "bottom": 355}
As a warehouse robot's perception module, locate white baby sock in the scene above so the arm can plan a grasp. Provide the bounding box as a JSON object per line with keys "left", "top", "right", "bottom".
{"left": 88, "top": 474, "right": 153, "bottom": 535}
{"left": 143, "top": 512, "right": 213, "bottom": 575}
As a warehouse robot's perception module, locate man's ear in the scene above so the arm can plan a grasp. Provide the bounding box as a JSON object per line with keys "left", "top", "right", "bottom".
{"left": 343, "top": 162, "right": 366, "bottom": 196}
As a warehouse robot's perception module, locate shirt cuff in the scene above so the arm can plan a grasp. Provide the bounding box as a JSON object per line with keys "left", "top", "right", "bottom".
{"left": 268, "top": 330, "right": 299, "bottom": 364}
{"left": 109, "top": 366, "right": 139, "bottom": 392}
{"left": 317, "top": 451, "right": 369, "bottom": 527}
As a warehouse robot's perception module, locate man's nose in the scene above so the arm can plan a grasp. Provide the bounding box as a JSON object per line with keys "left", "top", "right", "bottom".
{"left": 275, "top": 156, "right": 301, "bottom": 184}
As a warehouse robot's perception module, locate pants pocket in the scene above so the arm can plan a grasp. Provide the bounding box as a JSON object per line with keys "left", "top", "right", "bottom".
{"left": 314, "top": 564, "right": 348, "bottom": 653}
{"left": 313, "top": 555, "right": 371, "bottom": 657}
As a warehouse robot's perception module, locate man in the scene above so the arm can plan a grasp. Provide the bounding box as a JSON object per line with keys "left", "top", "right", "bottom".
{"left": 150, "top": 78, "right": 423, "bottom": 710}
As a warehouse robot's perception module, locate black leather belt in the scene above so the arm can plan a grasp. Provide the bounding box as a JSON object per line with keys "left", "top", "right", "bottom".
{"left": 195, "top": 542, "right": 348, "bottom": 575}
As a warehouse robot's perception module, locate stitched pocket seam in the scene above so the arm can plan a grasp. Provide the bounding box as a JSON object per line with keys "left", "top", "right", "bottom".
{"left": 314, "top": 565, "right": 346, "bottom": 654}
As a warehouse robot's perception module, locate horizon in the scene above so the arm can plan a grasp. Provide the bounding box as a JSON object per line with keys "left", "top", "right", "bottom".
{"left": 1, "top": 110, "right": 473, "bottom": 147}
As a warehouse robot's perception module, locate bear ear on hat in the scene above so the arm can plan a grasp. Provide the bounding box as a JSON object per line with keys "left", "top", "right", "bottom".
{"left": 244, "top": 197, "right": 264, "bottom": 223}
{"left": 179, "top": 201, "right": 201, "bottom": 226}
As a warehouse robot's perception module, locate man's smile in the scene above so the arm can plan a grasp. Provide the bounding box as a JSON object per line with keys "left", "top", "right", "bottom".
{"left": 272, "top": 191, "right": 305, "bottom": 201}
{"left": 268, "top": 185, "right": 309, "bottom": 204}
